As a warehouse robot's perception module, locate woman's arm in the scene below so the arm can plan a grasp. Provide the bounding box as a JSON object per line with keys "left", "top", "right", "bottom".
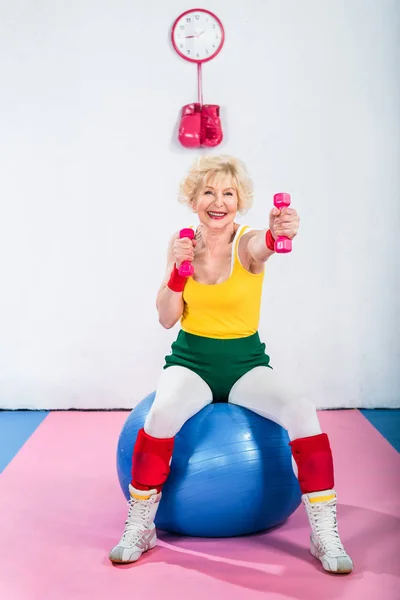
{"left": 156, "top": 233, "right": 184, "bottom": 329}
{"left": 156, "top": 230, "right": 196, "bottom": 329}
{"left": 239, "top": 207, "right": 300, "bottom": 273}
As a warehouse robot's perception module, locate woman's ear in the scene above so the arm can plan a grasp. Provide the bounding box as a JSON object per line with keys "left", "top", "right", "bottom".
{"left": 190, "top": 198, "right": 198, "bottom": 213}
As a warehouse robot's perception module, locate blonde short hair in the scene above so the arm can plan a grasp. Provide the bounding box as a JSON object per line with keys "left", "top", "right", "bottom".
{"left": 179, "top": 155, "right": 254, "bottom": 214}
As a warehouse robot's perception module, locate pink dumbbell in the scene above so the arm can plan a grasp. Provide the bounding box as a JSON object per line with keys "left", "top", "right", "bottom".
{"left": 273, "top": 193, "right": 292, "bottom": 253}
{"left": 178, "top": 228, "right": 195, "bottom": 277}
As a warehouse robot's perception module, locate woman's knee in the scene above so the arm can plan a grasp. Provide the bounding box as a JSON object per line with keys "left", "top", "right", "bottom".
{"left": 144, "top": 404, "right": 182, "bottom": 439}
{"left": 281, "top": 396, "right": 322, "bottom": 439}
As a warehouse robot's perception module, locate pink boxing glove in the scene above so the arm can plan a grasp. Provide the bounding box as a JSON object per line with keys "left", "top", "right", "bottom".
{"left": 178, "top": 103, "right": 202, "bottom": 148}
{"left": 200, "top": 104, "right": 223, "bottom": 147}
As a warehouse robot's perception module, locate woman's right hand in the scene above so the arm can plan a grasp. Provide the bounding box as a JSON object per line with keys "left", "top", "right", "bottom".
{"left": 173, "top": 236, "right": 196, "bottom": 268}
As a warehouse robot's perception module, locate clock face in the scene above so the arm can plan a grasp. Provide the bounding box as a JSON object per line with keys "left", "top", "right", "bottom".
{"left": 171, "top": 9, "right": 225, "bottom": 63}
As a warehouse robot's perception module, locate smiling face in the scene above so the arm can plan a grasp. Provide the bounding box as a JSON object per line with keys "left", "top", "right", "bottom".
{"left": 192, "top": 174, "right": 239, "bottom": 229}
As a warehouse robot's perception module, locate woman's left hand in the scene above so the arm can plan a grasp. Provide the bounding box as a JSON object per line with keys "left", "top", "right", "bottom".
{"left": 269, "top": 207, "right": 300, "bottom": 240}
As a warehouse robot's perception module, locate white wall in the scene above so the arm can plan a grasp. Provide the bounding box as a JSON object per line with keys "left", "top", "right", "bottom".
{"left": 0, "top": 0, "right": 399, "bottom": 410}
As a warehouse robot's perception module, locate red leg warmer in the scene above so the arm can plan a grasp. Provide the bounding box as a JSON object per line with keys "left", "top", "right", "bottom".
{"left": 289, "top": 433, "right": 334, "bottom": 494}
{"left": 131, "top": 428, "right": 174, "bottom": 493}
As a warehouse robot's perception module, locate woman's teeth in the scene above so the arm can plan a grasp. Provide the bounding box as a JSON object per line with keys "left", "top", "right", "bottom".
{"left": 208, "top": 211, "right": 226, "bottom": 219}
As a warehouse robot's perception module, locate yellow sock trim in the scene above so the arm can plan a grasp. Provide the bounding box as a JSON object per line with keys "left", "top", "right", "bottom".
{"left": 309, "top": 493, "right": 336, "bottom": 504}
{"left": 130, "top": 492, "right": 151, "bottom": 501}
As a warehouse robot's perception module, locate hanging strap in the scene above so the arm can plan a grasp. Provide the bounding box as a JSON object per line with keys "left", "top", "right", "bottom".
{"left": 197, "top": 62, "right": 203, "bottom": 107}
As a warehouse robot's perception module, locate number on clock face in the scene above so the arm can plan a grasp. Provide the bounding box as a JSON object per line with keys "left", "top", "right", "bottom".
{"left": 172, "top": 10, "right": 224, "bottom": 63}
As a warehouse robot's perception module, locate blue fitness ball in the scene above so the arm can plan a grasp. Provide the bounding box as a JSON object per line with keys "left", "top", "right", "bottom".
{"left": 116, "top": 392, "right": 301, "bottom": 537}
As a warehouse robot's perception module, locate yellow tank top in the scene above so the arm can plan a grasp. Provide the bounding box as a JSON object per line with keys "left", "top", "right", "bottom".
{"left": 181, "top": 225, "right": 264, "bottom": 339}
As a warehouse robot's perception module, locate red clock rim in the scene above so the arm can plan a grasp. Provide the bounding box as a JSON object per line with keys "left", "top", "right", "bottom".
{"left": 171, "top": 8, "right": 225, "bottom": 64}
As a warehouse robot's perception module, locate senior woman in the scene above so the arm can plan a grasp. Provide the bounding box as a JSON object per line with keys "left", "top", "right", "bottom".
{"left": 109, "top": 155, "right": 353, "bottom": 575}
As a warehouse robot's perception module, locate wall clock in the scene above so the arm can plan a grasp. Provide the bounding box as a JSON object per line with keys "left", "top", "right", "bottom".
{"left": 171, "top": 8, "right": 225, "bottom": 64}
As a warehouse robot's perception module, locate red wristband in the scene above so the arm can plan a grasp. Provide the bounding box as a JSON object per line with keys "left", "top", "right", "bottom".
{"left": 265, "top": 229, "right": 276, "bottom": 252}
{"left": 167, "top": 264, "right": 188, "bottom": 292}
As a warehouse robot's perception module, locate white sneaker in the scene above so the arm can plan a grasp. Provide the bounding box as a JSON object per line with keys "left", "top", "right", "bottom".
{"left": 109, "top": 485, "right": 161, "bottom": 564}
{"left": 302, "top": 490, "right": 354, "bottom": 574}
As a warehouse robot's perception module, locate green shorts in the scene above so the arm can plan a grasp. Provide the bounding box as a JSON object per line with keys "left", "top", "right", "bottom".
{"left": 164, "top": 330, "right": 271, "bottom": 403}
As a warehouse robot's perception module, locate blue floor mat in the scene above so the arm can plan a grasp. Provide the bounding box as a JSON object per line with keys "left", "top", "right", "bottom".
{"left": 0, "top": 410, "right": 49, "bottom": 474}
{"left": 360, "top": 409, "right": 400, "bottom": 452}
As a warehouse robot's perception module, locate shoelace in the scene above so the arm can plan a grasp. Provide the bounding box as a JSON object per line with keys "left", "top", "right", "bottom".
{"left": 311, "top": 499, "right": 346, "bottom": 555}
{"left": 122, "top": 497, "right": 153, "bottom": 543}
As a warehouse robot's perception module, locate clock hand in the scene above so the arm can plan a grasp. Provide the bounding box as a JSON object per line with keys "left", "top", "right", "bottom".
{"left": 183, "top": 30, "right": 205, "bottom": 39}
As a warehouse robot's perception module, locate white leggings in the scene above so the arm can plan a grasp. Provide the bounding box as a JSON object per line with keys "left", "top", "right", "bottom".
{"left": 144, "top": 365, "right": 322, "bottom": 441}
